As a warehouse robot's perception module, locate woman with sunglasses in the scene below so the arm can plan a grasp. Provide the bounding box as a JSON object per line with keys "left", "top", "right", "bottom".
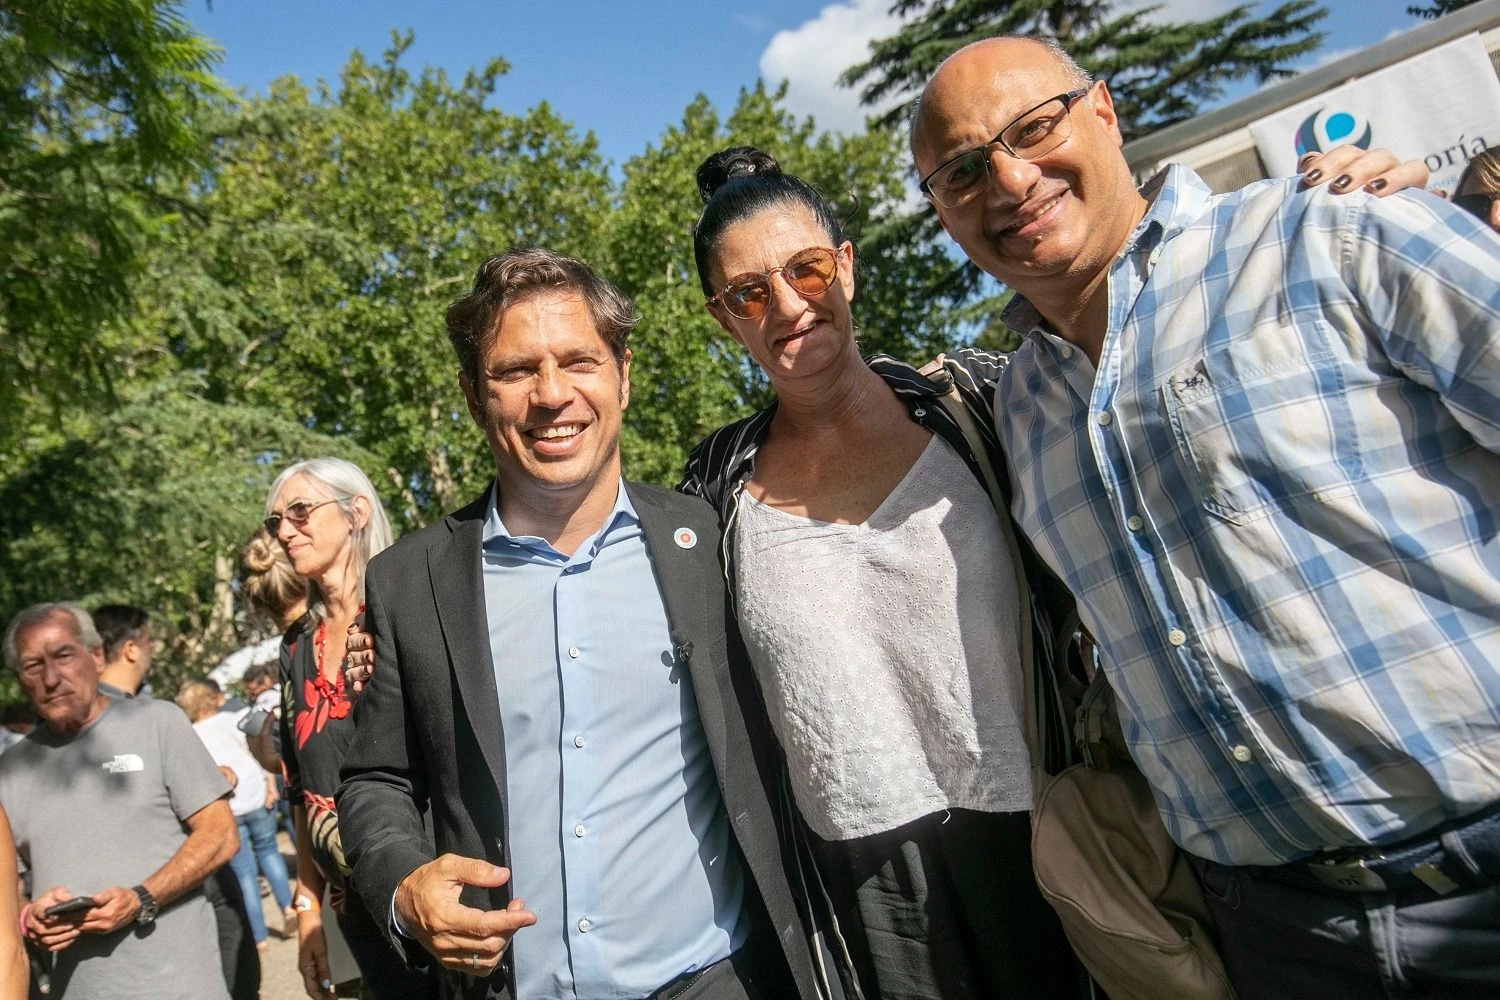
{"left": 263, "top": 458, "right": 429, "bottom": 1000}
{"left": 1453, "top": 148, "right": 1500, "bottom": 232}
{"left": 678, "top": 145, "right": 1078, "bottom": 1000}
{"left": 678, "top": 142, "right": 1430, "bottom": 1000}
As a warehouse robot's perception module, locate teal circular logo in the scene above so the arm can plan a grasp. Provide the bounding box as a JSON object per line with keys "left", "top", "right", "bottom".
{"left": 1295, "top": 108, "right": 1373, "bottom": 156}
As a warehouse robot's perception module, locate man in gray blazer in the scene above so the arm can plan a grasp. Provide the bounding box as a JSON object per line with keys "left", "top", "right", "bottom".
{"left": 337, "top": 248, "right": 825, "bottom": 1000}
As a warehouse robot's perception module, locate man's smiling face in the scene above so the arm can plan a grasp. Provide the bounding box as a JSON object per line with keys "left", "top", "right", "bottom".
{"left": 913, "top": 38, "right": 1138, "bottom": 295}
{"left": 462, "top": 289, "right": 630, "bottom": 505}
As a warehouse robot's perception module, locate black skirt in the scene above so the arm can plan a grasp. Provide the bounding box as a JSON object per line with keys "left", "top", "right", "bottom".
{"left": 808, "top": 808, "right": 1084, "bottom": 1000}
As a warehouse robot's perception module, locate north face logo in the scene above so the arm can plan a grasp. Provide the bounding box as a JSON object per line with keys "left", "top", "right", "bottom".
{"left": 101, "top": 754, "right": 144, "bottom": 774}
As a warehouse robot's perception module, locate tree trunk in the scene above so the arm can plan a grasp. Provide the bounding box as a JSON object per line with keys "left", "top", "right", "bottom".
{"left": 387, "top": 466, "right": 426, "bottom": 529}
{"left": 426, "top": 404, "right": 458, "bottom": 513}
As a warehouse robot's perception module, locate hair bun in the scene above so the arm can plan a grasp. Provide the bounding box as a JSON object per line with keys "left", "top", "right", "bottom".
{"left": 242, "top": 529, "right": 280, "bottom": 575}
{"left": 696, "top": 146, "right": 782, "bottom": 203}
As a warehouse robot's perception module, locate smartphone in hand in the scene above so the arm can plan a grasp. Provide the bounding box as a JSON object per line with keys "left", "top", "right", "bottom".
{"left": 42, "top": 897, "right": 94, "bottom": 918}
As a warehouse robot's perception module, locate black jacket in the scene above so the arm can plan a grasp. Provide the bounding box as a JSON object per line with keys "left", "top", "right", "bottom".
{"left": 338, "top": 481, "right": 826, "bottom": 1000}
{"left": 676, "top": 352, "right": 1084, "bottom": 993}
{"left": 678, "top": 350, "right": 1075, "bottom": 738}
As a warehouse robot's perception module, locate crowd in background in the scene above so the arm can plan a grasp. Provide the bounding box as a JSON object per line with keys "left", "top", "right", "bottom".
{"left": 0, "top": 526, "right": 319, "bottom": 1000}
{"left": 1, "top": 32, "right": 1499, "bottom": 1000}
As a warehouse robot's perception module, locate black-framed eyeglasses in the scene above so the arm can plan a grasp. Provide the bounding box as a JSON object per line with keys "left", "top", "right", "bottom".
{"left": 264, "top": 497, "right": 348, "bottom": 534}
{"left": 1453, "top": 191, "right": 1499, "bottom": 221}
{"left": 708, "top": 245, "right": 842, "bottom": 320}
{"left": 920, "top": 88, "right": 1091, "bottom": 210}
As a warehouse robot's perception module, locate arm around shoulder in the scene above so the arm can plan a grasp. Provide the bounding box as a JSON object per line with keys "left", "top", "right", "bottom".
{"left": 1340, "top": 190, "right": 1500, "bottom": 450}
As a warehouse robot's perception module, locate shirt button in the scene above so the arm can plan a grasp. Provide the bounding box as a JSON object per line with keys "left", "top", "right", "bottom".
{"left": 1097, "top": 410, "right": 1114, "bottom": 427}
{"left": 1232, "top": 745, "right": 1253, "bottom": 763}
{"left": 573, "top": 734, "right": 586, "bottom": 749}
{"left": 1167, "top": 628, "right": 1187, "bottom": 647}
{"left": 577, "top": 917, "right": 592, "bottom": 933}
{"left": 1126, "top": 515, "right": 1144, "bottom": 532}
{"left": 913, "top": 407, "right": 926, "bottom": 418}
{"left": 567, "top": 646, "right": 580, "bottom": 659}
{"left": 573, "top": 824, "right": 586, "bottom": 838}
{"left": 1059, "top": 344, "right": 1074, "bottom": 360}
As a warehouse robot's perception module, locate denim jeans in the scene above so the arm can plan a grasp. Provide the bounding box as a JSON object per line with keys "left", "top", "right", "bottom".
{"left": 229, "top": 805, "right": 295, "bottom": 943}
{"left": 274, "top": 775, "right": 296, "bottom": 844}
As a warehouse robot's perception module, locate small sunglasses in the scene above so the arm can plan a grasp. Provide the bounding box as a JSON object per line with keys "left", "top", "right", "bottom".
{"left": 708, "top": 246, "right": 841, "bottom": 320}
{"left": 1452, "top": 191, "right": 1499, "bottom": 221}
{"left": 264, "top": 496, "right": 348, "bottom": 534}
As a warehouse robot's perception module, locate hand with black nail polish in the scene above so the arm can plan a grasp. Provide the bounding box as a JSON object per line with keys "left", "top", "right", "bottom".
{"left": 1297, "top": 144, "right": 1428, "bottom": 199}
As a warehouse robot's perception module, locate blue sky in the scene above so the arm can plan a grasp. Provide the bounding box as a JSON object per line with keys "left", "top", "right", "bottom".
{"left": 189, "top": 0, "right": 1430, "bottom": 169}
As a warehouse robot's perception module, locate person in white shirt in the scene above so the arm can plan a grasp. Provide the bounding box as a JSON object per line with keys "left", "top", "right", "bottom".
{"left": 178, "top": 680, "right": 296, "bottom": 949}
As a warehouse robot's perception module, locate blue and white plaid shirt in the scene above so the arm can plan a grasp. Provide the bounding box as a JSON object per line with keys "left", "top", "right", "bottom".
{"left": 997, "top": 164, "right": 1500, "bottom": 866}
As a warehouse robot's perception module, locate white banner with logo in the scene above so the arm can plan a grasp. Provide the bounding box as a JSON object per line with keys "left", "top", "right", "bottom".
{"left": 1249, "top": 33, "right": 1500, "bottom": 193}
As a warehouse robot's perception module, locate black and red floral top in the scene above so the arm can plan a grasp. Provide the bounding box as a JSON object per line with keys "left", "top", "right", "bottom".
{"left": 279, "top": 612, "right": 358, "bottom": 886}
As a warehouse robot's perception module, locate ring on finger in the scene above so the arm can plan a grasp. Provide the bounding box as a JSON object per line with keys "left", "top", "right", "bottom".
{"left": 471, "top": 950, "right": 480, "bottom": 970}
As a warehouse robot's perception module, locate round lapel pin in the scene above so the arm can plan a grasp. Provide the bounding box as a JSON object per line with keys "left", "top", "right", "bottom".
{"left": 674, "top": 527, "right": 698, "bottom": 549}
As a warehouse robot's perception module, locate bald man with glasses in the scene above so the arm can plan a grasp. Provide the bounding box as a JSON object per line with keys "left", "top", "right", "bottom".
{"left": 912, "top": 33, "right": 1500, "bottom": 1000}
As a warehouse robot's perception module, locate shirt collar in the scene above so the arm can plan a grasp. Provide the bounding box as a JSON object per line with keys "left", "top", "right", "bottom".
{"left": 1133, "top": 162, "right": 1212, "bottom": 254}
{"left": 97, "top": 680, "right": 134, "bottom": 700}
{"left": 481, "top": 478, "right": 638, "bottom": 561}
{"left": 1000, "top": 163, "right": 1214, "bottom": 339}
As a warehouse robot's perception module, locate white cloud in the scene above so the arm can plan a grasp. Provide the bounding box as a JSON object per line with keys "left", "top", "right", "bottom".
{"left": 758, "top": 0, "right": 908, "bottom": 136}
{"left": 760, "top": 0, "right": 1378, "bottom": 132}
{"left": 759, "top": 0, "right": 1260, "bottom": 135}
{"left": 1122, "top": 0, "right": 1240, "bottom": 22}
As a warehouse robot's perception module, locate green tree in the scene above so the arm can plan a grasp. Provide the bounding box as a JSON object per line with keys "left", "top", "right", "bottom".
{"left": 0, "top": 31, "right": 987, "bottom": 695}
{"left": 600, "top": 83, "right": 973, "bottom": 484}
{"left": 0, "top": 0, "right": 224, "bottom": 453}
{"left": 834, "top": 0, "right": 1327, "bottom": 318}
{"left": 0, "top": 384, "right": 383, "bottom": 700}
{"left": 842, "top": 0, "right": 1328, "bottom": 140}
{"left": 131, "top": 33, "right": 612, "bottom": 521}
{"left": 1407, "top": 0, "right": 1478, "bottom": 18}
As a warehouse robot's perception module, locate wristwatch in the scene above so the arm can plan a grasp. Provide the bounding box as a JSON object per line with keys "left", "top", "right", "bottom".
{"left": 131, "top": 885, "right": 158, "bottom": 926}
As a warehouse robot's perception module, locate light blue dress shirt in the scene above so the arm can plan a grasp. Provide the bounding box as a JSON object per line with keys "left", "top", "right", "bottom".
{"left": 998, "top": 165, "right": 1500, "bottom": 866}
{"left": 482, "top": 481, "right": 746, "bottom": 999}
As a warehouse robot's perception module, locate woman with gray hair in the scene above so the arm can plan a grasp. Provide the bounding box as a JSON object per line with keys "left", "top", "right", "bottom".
{"left": 263, "top": 458, "right": 425, "bottom": 999}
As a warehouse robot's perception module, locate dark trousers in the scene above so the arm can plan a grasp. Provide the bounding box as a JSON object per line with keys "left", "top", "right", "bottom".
{"left": 647, "top": 916, "right": 798, "bottom": 1000}
{"left": 810, "top": 808, "right": 1082, "bottom": 1000}
{"left": 336, "top": 892, "right": 439, "bottom": 1000}
{"left": 205, "top": 866, "right": 261, "bottom": 1000}
{"left": 648, "top": 946, "right": 771, "bottom": 1000}
{"left": 1194, "top": 808, "right": 1500, "bottom": 1000}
